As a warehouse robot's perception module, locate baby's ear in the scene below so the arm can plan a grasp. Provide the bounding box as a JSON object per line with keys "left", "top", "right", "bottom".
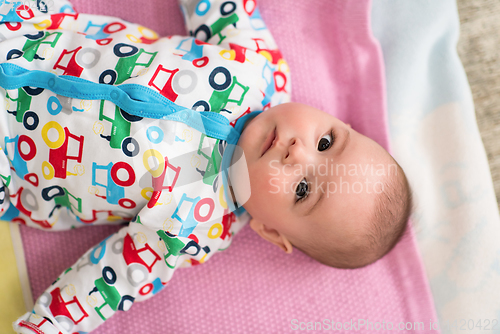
{"left": 249, "top": 218, "right": 293, "bottom": 254}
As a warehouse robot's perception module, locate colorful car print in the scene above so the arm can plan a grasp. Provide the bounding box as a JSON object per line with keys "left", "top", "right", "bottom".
{"left": 36, "top": 286, "right": 89, "bottom": 333}
{"left": 98, "top": 100, "right": 142, "bottom": 157}
{"left": 122, "top": 233, "right": 161, "bottom": 286}
{"left": 41, "top": 122, "right": 84, "bottom": 180}
{"left": 89, "top": 266, "right": 135, "bottom": 321}
{"left": 99, "top": 43, "right": 158, "bottom": 85}
{"left": 91, "top": 161, "right": 136, "bottom": 209}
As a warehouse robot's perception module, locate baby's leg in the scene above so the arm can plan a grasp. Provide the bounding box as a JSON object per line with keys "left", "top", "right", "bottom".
{"left": 13, "top": 221, "right": 181, "bottom": 333}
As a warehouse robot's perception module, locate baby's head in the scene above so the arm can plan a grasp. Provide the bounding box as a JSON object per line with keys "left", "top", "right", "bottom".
{"left": 232, "top": 103, "right": 412, "bottom": 269}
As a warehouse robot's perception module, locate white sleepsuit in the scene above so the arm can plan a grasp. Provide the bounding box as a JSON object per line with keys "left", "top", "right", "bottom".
{"left": 0, "top": 0, "right": 291, "bottom": 332}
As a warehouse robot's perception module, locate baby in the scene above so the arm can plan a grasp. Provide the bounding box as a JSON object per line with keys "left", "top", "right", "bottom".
{"left": 234, "top": 102, "right": 412, "bottom": 269}
{"left": 0, "top": 0, "right": 411, "bottom": 333}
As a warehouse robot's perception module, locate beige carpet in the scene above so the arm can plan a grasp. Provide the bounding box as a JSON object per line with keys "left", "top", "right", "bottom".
{"left": 457, "top": 0, "right": 500, "bottom": 209}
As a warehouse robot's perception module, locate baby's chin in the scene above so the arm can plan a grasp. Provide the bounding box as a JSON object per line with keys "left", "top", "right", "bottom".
{"left": 235, "top": 113, "right": 260, "bottom": 154}
{"left": 241, "top": 114, "right": 257, "bottom": 133}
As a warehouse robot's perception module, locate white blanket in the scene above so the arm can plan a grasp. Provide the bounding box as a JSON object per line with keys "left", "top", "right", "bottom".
{"left": 372, "top": 0, "right": 500, "bottom": 332}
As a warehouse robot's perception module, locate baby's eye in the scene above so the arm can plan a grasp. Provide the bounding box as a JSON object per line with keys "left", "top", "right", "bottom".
{"left": 295, "top": 179, "right": 309, "bottom": 202}
{"left": 318, "top": 132, "right": 333, "bottom": 151}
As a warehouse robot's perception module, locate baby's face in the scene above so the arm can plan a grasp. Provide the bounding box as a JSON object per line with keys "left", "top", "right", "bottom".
{"left": 234, "top": 103, "right": 398, "bottom": 257}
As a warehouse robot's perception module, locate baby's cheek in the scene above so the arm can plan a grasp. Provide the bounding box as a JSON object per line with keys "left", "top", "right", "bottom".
{"left": 265, "top": 176, "right": 284, "bottom": 197}
{"left": 254, "top": 165, "right": 283, "bottom": 192}
{"left": 249, "top": 166, "right": 286, "bottom": 201}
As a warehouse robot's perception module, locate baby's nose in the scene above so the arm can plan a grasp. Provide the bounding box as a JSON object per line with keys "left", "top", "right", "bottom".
{"left": 284, "top": 138, "right": 306, "bottom": 164}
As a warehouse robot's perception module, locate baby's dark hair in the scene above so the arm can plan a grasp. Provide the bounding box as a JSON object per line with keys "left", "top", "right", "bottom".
{"left": 365, "top": 162, "right": 412, "bottom": 267}
{"left": 293, "top": 161, "right": 412, "bottom": 269}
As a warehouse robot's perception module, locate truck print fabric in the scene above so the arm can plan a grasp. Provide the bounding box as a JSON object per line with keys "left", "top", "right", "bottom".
{"left": 0, "top": 0, "right": 291, "bottom": 332}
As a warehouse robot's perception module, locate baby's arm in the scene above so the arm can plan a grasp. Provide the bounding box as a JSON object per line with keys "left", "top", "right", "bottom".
{"left": 179, "top": 0, "right": 284, "bottom": 65}
{"left": 178, "top": 0, "right": 291, "bottom": 112}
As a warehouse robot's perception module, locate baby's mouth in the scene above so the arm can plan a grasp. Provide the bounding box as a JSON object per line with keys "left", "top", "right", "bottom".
{"left": 261, "top": 127, "right": 277, "bottom": 157}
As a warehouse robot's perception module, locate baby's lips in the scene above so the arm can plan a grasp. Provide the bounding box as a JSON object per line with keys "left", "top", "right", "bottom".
{"left": 261, "top": 126, "right": 276, "bottom": 157}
